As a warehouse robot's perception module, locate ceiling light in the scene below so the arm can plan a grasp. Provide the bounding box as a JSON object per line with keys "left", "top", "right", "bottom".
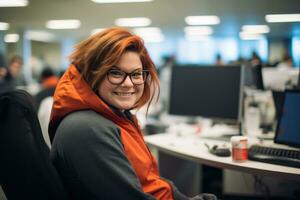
{"left": 46, "top": 20, "right": 81, "bottom": 29}
{"left": 0, "top": 0, "right": 28, "bottom": 7}
{"left": 133, "top": 27, "right": 161, "bottom": 35}
{"left": 140, "top": 34, "right": 164, "bottom": 43}
{"left": 185, "top": 35, "right": 211, "bottom": 42}
{"left": 133, "top": 27, "right": 164, "bottom": 43}
{"left": 266, "top": 14, "right": 300, "bottom": 23}
{"left": 115, "top": 17, "right": 151, "bottom": 27}
{"left": 184, "top": 26, "right": 213, "bottom": 35}
{"left": 185, "top": 15, "right": 220, "bottom": 25}
{"left": 25, "top": 31, "right": 56, "bottom": 42}
{"left": 91, "top": 0, "right": 152, "bottom": 3}
{"left": 91, "top": 28, "right": 106, "bottom": 35}
{"left": 242, "top": 25, "right": 270, "bottom": 34}
{"left": 239, "top": 32, "right": 263, "bottom": 40}
{"left": 0, "top": 22, "right": 9, "bottom": 30}
{"left": 4, "top": 34, "right": 19, "bottom": 43}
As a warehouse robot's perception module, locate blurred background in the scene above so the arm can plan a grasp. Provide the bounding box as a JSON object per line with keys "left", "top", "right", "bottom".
{"left": 0, "top": 0, "right": 300, "bottom": 85}
{"left": 1, "top": 1, "right": 300, "bottom": 200}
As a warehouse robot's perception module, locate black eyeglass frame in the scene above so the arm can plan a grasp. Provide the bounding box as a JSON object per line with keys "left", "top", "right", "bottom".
{"left": 106, "top": 69, "right": 150, "bottom": 85}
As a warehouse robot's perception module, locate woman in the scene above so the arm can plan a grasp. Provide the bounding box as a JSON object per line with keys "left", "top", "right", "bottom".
{"left": 49, "top": 27, "right": 216, "bottom": 200}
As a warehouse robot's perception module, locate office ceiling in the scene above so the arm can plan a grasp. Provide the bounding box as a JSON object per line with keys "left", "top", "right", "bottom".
{"left": 1, "top": 0, "right": 300, "bottom": 41}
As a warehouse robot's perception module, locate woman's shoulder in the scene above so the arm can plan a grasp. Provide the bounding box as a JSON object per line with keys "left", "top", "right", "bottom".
{"left": 62, "top": 110, "right": 115, "bottom": 126}
{"left": 55, "top": 110, "right": 120, "bottom": 142}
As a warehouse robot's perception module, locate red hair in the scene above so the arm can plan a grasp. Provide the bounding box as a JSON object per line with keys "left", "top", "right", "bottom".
{"left": 69, "top": 27, "right": 159, "bottom": 111}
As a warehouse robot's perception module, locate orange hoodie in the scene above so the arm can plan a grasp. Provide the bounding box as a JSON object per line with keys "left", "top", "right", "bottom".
{"left": 49, "top": 64, "right": 173, "bottom": 200}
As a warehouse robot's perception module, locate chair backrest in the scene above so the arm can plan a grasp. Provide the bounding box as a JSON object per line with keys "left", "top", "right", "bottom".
{"left": 0, "top": 90, "right": 69, "bottom": 200}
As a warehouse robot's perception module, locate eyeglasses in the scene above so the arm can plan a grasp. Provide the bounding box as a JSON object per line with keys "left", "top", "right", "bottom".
{"left": 106, "top": 69, "right": 149, "bottom": 85}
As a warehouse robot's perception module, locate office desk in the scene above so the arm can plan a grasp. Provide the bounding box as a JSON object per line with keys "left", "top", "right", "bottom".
{"left": 145, "top": 133, "right": 300, "bottom": 181}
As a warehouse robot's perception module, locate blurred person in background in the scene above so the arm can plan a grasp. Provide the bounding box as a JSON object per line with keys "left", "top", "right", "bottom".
{"left": 277, "top": 54, "right": 294, "bottom": 70}
{"left": 34, "top": 67, "right": 59, "bottom": 110}
{"left": 215, "top": 53, "right": 224, "bottom": 66}
{"left": 250, "top": 51, "right": 262, "bottom": 67}
{"left": 0, "top": 55, "right": 24, "bottom": 92}
{"left": 9, "top": 56, "right": 23, "bottom": 80}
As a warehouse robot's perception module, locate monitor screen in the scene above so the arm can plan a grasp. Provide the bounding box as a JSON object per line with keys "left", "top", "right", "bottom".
{"left": 169, "top": 65, "right": 243, "bottom": 122}
{"left": 275, "top": 90, "right": 300, "bottom": 148}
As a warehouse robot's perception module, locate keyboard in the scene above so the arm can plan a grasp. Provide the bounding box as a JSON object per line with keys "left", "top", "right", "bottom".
{"left": 248, "top": 145, "right": 300, "bottom": 168}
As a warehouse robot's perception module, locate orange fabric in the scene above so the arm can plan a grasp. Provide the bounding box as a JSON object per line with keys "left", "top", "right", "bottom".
{"left": 49, "top": 64, "right": 173, "bottom": 200}
{"left": 42, "top": 76, "right": 59, "bottom": 89}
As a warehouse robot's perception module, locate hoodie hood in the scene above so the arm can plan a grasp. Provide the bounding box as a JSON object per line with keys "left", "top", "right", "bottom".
{"left": 49, "top": 64, "right": 135, "bottom": 142}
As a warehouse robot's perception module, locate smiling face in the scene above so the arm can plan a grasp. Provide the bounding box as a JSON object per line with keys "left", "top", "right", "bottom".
{"left": 98, "top": 51, "right": 144, "bottom": 111}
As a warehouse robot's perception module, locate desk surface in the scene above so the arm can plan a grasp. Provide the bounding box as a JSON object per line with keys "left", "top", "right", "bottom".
{"left": 145, "top": 133, "right": 300, "bottom": 180}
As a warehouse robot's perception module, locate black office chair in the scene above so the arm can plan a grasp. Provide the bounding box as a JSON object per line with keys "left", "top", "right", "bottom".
{"left": 0, "top": 90, "right": 69, "bottom": 199}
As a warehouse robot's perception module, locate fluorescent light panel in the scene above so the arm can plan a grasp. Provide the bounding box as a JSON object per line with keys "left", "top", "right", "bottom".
{"left": 133, "top": 27, "right": 164, "bottom": 43}
{"left": 0, "top": 22, "right": 9, "bottom": 30}
{"left": 239, "top": 32, "right": 263, "bottom": 40}
{"left": 140, "top": 34, "right": 164, "bottom": 43}
{"left": 46, "top": 20, "right": 81, "bottom": 29}
{"left": 266, "top": 14, "right": 300, "bottom": 23}
{"left": 133, "top": 27, "right": 161, "bottom": 35}
{"left": 184, "top": 26, "right": 213, "bottom": 35}
{"left": 25, "top": 31, "right": 56, "bottom": 42}
{"left": 4, "top": 33, "right": 19, "bottom": 43}
{"left": 92, "top": 0, "right": 152, "bottom": 3}
{"left": 115, "top": 17, "right": 151, "bottom": 27}
{"left": 185, "top": 15, "right": 220, "bottom": 25}
{"left": 242, "top": 25, "right": 270, "bottom": 34}
{"left": 185, "top": 35, "right": 211, "bottom": 42}
{"left": 0, "top": 0, "right": 28, "bottom": 7}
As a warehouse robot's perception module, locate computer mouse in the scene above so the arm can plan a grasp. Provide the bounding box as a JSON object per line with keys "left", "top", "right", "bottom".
{"left": 214, "top": 147, "right": 231, "bottom": 157}
{"left": 210, "top": 145, "right": 231, "bottom": 157}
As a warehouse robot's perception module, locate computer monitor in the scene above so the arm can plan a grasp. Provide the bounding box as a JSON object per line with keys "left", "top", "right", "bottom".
{"left": 274, "top": 90, "right": 300, "bottom": 148}
{"left": 169, "top": 65, "right": 243, "bottom": 123}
